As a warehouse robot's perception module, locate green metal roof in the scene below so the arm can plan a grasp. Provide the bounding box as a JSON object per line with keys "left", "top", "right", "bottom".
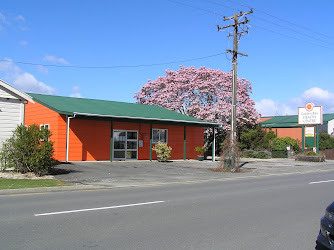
{"left": 261, "top": 113, "right": 334, "bottom": 128}
{"left": 28, "top": 93, "right": 218, "bottom": 127}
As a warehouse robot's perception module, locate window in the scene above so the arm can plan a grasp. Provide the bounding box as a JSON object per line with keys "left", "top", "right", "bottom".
{"left": 152, "top": 129, "right": 167, "bottom": 144}
{"left": 40, "top": 124, "right": 50, "bottom": 141}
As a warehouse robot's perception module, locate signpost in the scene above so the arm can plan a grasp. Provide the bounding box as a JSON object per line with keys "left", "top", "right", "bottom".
{"left": 298, "top": 103, "right": 322, "bottom": 153}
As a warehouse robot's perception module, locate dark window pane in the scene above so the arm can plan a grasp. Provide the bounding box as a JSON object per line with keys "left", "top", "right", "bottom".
{"left": 126, "top": 151, "right": 137, "bottom": 159}
{"left": 153, "top": 130, "right": 159, "bottom": 143}
{"left": 114, "top": 142, "right": 125, "bottom": 149}
{"left": 160, "top": 130, "right": 167, "bottom": 143}
{"left": 114, "top": 151, "right": 125, "bottom": 158}
{"left": 127, "top": 141, "right": 137, "bottom": 149}
{"left": 115, "top": 131, "right": 126, "bottom": 142}
{"left": 127, "top": 132, "right": 137, "bottom": 140}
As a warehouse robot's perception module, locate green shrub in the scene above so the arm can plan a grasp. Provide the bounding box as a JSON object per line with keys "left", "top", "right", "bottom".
{"left": 195, "top": 146, "right": 206, "bottom": 156}
{"left": 240, "top": 150, "right": 256, "bottom": 158}
{"left": 240, "top": 150, "right": 270, "bottom": 159}
{"left": 271, "top": 137, "right": 300, "bottom": 153}
{"left": 152, "top": 141, "right": 172, "bottom": 162}
{"left": 0, "top": 124, "right": 55, "bottom": 176}
{"left": 319, "top": 132, "right": 334, "bottom": 150}
{"left": 239, "top": 126, "right": 277, "bottom": 150}
{"left": 306, "top": 151, "right": 317, "bottom": 156}
{"left": 256, "top": 151, "right": 270, "bottom": 159}
{"left": 272, "top": 150, "right": 287, "bottom": 158}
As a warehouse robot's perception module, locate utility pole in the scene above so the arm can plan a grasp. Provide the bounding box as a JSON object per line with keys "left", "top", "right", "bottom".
{"left": 217, "top": 9, "right": 252, "bottom": 170}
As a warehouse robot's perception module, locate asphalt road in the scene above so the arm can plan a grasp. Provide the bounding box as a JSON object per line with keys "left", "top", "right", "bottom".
{"left": 1, "top": 170, "right": 333, "bottom": 249}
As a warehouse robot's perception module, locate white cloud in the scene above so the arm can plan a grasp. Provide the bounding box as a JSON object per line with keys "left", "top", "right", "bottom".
{"left": 19, "top": 40, "right": 28, "bottom": 46}
{"left": 256, "top": 87, "right": 334, "bottom": 116}
{"left": 37, "top": 65, "right": 49, "bottom": 74}
{"left": 43, "top": 55, "right": 69, "bottom": 65}
{"left": 0, "top": 59, "right": 21, "bottom": 73}
{"left": 255, "top": 99, "right": 294, "bottom": 116}
{"left": 15, "top": 15, "right": 25, "bottom": 21}
{"left": 0, "top": 58, "right": 55, "bottom": 94}
{"left": 70, "top": 93, "right": 83, "bottom": 98}
{"left": 255, "top": 99, "right": 276, "bottom": 117}
{"left": 0, "top": 12, "right": 9, "bottom": 24}
{"left": 13, "top": 73, "right": 55, "bottom": 94}
{"left": 72, "top": 86, "right": 80, "bottom": 92}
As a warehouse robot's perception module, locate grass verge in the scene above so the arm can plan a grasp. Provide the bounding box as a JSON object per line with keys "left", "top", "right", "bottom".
{"left": 0, "top": 179, "right": 66, "bottom": 190}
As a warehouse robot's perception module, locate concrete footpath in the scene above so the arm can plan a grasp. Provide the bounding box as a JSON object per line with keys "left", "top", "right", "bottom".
{"left": 1, "top": 158, "right": 334, "bottom": 195}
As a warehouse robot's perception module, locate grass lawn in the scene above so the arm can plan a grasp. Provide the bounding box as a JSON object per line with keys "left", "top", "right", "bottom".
{"left": 0, "top": 179, "right": 66, "bottom": 190}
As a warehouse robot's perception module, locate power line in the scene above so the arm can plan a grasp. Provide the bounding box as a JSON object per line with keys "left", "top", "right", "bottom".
{"left": 0, "top": 52, "right": 227, "bottom": 69}
{"left": 170, "top": 0, "right": 334, "bottom": 50}
{"left": 168, "top": 0, "right": 225, "bottom": 16}
{"left": 206, "top": 0, "right": 334, "bottom": 46}
{"left": 251, "top": 24, "right": 334, "bottom": 51}
{"left": 216, "top": 0, "right": 334, "bottom": 39}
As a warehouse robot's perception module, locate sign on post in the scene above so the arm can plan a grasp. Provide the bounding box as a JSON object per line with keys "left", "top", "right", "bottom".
{"left": 298, "top": 103, "right": 322, "bottom": 125}
{"left": 298, "top": 103, "right": 322, "bottom": 153}
{"left": 305, "top": 127, "right": 315, "bottom": 137}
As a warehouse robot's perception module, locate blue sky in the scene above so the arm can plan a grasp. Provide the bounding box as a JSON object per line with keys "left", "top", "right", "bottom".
{"left": 1, "top": 0, "right": 334, "bottom": 116}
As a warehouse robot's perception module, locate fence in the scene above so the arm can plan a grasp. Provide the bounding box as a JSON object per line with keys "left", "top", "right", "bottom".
{"left": 323, "top": 149, "right": 334, "bottom": 160}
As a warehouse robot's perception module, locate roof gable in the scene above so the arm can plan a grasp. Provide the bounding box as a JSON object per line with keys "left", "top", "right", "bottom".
{"left": 28, "top": 93, "right": 218, "bottom": 126}
{"left": 0, "top": 79, "right": 34, "bottom": 103}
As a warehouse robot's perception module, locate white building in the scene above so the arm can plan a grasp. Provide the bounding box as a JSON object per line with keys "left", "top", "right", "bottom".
{"left": 0, "top": 80, "right": 34, "bottom": 150}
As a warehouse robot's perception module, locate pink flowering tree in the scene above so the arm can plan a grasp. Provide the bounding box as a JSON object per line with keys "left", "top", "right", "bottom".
{"left": 134, "top": 66, "right": 260, "bottom": 148}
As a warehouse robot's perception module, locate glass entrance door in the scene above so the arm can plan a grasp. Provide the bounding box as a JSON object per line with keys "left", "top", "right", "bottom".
{"left": 113, "top": 130, "right": 138, "bottom": 160}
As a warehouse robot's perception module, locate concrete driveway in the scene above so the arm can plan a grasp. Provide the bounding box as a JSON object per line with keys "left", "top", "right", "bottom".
{"left": 52, "top": 159, "right": 334, "bottom": 188}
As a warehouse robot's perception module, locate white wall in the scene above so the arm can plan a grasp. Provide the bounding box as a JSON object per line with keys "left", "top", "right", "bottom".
{"left": 328, "top": 119, "right": 334, "bottom": 135}
{"left": 0, "top": 98, "right": 24, "bottom": 150}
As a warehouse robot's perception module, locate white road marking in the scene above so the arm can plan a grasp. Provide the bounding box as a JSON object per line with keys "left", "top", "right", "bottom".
{"left": 34, "top": 200, "right": 165, "bottom": 217}
{"left": 309, "top": 179, "right": 334, "bottom": 185}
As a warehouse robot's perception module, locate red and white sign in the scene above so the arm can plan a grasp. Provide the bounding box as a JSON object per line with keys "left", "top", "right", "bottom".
{"left": 298, "top": 103, "right": 322, "bottom": 125}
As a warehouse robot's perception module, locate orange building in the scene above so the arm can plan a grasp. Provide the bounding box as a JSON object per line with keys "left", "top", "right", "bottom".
{"left": 25, "top": 93, "right": 218, "bottom": 162}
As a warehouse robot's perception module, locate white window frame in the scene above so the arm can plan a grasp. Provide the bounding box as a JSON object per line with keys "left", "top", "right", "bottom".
{"left": 113, "top": 130, "right": 138, "bottom": 160}
{"left": 40, "top": 124, "right": 50, "bottom": 141}
{"left": 152, "top": 129, "right": 168, "bottom": 144}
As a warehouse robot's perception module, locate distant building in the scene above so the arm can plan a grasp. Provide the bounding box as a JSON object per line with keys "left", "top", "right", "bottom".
{"left": 0, "top": 80, "right": 34, "bottom": 150}
{"left": 261, "top": 114, "right": 334, "bottom": 143}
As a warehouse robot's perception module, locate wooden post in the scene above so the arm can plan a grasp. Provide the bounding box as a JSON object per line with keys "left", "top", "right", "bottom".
{"left": 150, "top": 123, "right": 152, "bottom": 161}
{"left": 184, "top": 126, "right": 187, "bottom": 160}
{"left": 212, "top": 128, "right": 215, "bottom": 162}
{"left": 302, "top": 125, "right": 305, "bottom": 153}
{"left": 110, "top": 120, "right": 113, "bottom": 162}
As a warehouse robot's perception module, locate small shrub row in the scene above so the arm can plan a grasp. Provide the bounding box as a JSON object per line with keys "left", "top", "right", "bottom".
{"left": 240, "top": 150, "right": 270, "bottom": 159}
{"left": 272, "top": 150, "right": 288, "bottom": 158}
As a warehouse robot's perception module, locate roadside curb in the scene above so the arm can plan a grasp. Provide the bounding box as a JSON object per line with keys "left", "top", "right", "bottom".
{"left": 0, "top": 184, "right": 104, "bottom": 196}
{"left": 1, "top": 167, "right": 334, "bottom": 196}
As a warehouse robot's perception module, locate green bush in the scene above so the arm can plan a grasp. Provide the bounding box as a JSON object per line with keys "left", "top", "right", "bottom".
{"left": 195, "top": 146, "right": 205, "bottom": 156}
{"left": 272, "top": 150, "right": 287, "bottom": 158}
{"left": 0, "top": 124, "right": 55, "bottom": 176}
{"left": 240, "top": 150, "right": 256, "bottom": 158}
{"left": 319, "top": 132, "right": 334, "bottom": 150}
{"left": 271, "top": 137, "right": 300, "bottom": 153}
{"left": 152, "top": 141, "right": 172, "bottom": 162}
{"left": 256, "top": 151, "right": 270, "bottom": 159}
{"left": 240, "top": 150, "right": 270, "bottom": 159}
{"left": 239, "top": 126, "right": 277, "bottom": 150}
{"left": 306, "top": 151, "right": 317, "bottom": 156}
